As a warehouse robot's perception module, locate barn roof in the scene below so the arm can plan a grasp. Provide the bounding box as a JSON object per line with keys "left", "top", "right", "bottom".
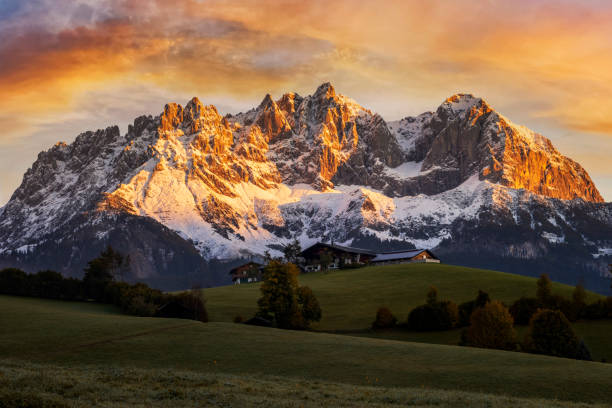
{"left": 371, "top": 249, "right": 434, "bottom": 262}
{"left": 229, "top": 261, "right": 263, "bottom": 274}
{"left": 300, "top": 242, "right": 377, "bottom": 256}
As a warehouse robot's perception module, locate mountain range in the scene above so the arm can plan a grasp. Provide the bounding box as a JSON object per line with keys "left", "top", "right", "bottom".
{"left": 1, "top": 83, "right": 610, "bottom": 292}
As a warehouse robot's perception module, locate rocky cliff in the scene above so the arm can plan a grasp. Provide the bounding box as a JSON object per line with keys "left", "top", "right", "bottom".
{"left": 0, "top": 83, "right": 610, "bottom": 292}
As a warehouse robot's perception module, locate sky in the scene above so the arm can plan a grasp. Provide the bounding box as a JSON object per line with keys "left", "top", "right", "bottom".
{"left": 1, "top": 0, "right": 611, "bottom": 204}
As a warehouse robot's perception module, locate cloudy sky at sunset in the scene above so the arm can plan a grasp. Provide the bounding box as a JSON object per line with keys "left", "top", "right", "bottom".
{"left": 1, "top": 0, "right": 611, "bottom": 203}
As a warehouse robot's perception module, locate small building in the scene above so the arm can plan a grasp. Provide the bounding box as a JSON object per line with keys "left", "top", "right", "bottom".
{"left": 230, "top": 262, "right": 263, "bottom": 284}
{"left": 299, "top": 242, "right": 376, "bottom": 272}
{"left": 299, "top": 242, "right": 440, "bottom": 271}
{"left": 371, "top": 249, "right": 440, "bottom": 265}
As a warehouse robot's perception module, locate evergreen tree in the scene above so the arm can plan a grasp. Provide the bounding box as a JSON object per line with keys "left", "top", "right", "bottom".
{"left": 257, "top": 261, "right": 301, "bottom": 328}
{"left": 256, "top": 261, "right": 321, "bottom": 329}
{"left": 536, "top": 274, "right": 553, "bottom": 304}
{"left": 283, "top": 239, "right": 302, "bottom": 264}
{"left": 426, "top": 286, "right": 438, "bottom": 305}
{"left": 83, "top": 246, "right": 126, "bottom": 300}
{"left": 297, "top": 286, "right": 322, "bottom": 328}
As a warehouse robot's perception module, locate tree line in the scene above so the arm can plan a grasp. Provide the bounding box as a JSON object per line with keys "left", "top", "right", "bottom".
{"left": 0, "top": 246, "right": 207, "bottom": 322}
{"left": 372, "top": 274, "right": 612, "bottom": 361}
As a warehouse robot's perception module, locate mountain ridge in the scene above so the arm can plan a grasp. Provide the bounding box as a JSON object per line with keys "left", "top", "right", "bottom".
{"left": 0, "top": 83, "right": 610, "bottom": 292}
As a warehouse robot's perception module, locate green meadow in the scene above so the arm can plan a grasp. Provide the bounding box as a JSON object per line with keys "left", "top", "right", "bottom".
{"left": 2, "top": 263, "right": 612, "bottom": 407}
{"left": 204, "top": 263, "right": 600, "bottom": 327}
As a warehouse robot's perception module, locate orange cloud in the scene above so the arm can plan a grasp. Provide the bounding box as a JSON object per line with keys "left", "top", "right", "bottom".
{"left": 2, "top": 0, "right": 612, "bottom": 203}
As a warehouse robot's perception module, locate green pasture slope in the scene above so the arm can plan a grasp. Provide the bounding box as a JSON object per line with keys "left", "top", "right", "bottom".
{"left": 205, "top": 263, "right": 602, "bottom": 330}
{"left": 205, "top": 263, "right": 612, "bottom": 361}
{"left": 2, "top": 295, "right": 612, "bottom": 407}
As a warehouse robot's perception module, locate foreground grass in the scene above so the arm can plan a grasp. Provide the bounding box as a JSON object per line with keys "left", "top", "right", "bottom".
{"left": 205, "top": 263, "right": 600, "bottom": 331}
{"left": 2, "top": 295, "right": 612, "bottom": 405}
{"left": 0, "top": 359, "right": 607, "bottom": 408}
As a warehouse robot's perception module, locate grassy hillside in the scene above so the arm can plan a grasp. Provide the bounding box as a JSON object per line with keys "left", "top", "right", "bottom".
{"left": 2, "top": 295, "right": 612, "bottom": 406}
{"left": 205, "top": 263, "right": 601, "bottom": 330}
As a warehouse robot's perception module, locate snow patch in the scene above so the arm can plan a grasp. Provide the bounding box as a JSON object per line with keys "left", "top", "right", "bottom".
{"left": 541, "top": 231, "right": 565, "bottom": 244}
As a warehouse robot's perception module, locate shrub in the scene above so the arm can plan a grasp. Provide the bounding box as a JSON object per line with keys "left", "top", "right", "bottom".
{"left": 0, "top": 268, "right": 30, "bottom": 296}
{"left": 125, "top": 295, "right": 157, "bottom": 316}
{"left": 297, "top": 286, "right": 322, "bottom": 328}
{"left": 583, "top": 299, "right": 609, "bottom": 320}
{"left": 458, "top": 290, "right": 490, "bottom": 327}
{"left": 340, "top": 263, "right": 364, "bottom": 269}
{"left": 30, "top": 270, "right": 66, "bottom": 299}
{"left": 372, "top": 307, "right": 397, "bottom": 329}
{"left": 544, "top": 294, "right": 576, "bottom": 322}
{"left": 509, "top": 297, "right": 540, "bottom": 325}
{"left": 407, "top": 300, "right": 458, "bottom": 331}
{"left": 233, "top": 315, "right": 244, "bottom": 323}
{"left": 524, "top": 309, "right": 589, "bottom": 360}
{"left": 461, "top": 301, "right": 516, "bottom": 350}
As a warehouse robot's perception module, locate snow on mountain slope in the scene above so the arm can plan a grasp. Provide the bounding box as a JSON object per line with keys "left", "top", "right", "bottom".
{"left": 0, "top": 83, "right": 610, "bottom": 291}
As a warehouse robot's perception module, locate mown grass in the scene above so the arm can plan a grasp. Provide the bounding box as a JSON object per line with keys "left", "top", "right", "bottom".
{"left": 205, "top": 263, "right": 601, "bottom": 331}
{"left": 2, "top": 295, "right": 612, "bottom": 405}
{"left": 0, "top": 359, "right": 608, "bottom": 408}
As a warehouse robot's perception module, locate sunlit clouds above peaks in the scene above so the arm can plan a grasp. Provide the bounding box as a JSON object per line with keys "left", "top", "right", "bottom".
{"left": 1, "top": 0, "right": 612, "bottom": 203}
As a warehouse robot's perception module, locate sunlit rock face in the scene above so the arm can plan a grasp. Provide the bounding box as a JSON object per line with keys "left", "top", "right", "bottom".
{"left": 0, "top": 84, "right": 610, "bottom": 291}
{"left": 390, "top": 94, "right": 603, "bottom": 202}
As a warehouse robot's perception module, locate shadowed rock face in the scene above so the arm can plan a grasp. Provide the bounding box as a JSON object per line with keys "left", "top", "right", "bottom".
{"left": 0, "top": 84, "right": 608, "bottom": 291}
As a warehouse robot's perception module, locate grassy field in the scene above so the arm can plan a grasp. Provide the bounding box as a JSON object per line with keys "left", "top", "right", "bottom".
{"left": 1, "top": 359, "right": 609, "bottom": 408}
{"left": 204, "top": 263, "right": 602, "bottom": 331}
{"left": 2, "top": 295, "right": 612, "bottom": 406}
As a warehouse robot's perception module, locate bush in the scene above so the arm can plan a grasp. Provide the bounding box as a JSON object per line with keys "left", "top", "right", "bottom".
{"left": 509, "top": 297, "right": 540, "bottom": 325}
{"left": 583, "top": 299, "right": 610, "bottom": 320}
{"left": 0, "top": 268, "right": 29, "bottom": 296}
{"left": 340, "top": 263, "right": 364, "bottom": 269}
{"left": 30, "top": 270, "right": 66, "bottom": 299}
{"left": 372, "top": 307, "right": 397, "bottom": 329}
{"left": 233, "top": 315, "right": 244, "bottom": 323}
{"left": 125, "top": 295, "right": 158, "bottom": 316}
{"left": 461, "top": 301, "right": 516, "bottom": 350}
{"left": 178, "top": 291, "right": 209, "bottom": 322}
{"left": 297, "top": 286, "right": 322, "bottom": 328}
{"left": 524, "top": 309, "right": 589, "bottom": 360}
{"left": 408, "top": 300, "right": 458, "bottom": 331}
{"left": 458, "top": 290, "right": 490, "bottom": 327}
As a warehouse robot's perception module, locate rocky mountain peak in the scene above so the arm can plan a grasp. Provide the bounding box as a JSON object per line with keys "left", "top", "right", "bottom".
{"left": 277, "top": 92, "right": 302, "bottom": 116}
{"left": 159, "top": 103, "right": 184, "bottom": 132}
{"left": 313, "top": 82, "right": 336, "bottom": 101}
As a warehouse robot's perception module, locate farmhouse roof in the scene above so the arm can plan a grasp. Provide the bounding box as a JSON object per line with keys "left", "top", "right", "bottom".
{"left": 300, "top": 242, "right": 377, "bottom": 256}
{"left": 371, "top": 249, "right": 435, "bottom": 262}
{"left": 229, "top": 261, "right": 263, "bottom": 274}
